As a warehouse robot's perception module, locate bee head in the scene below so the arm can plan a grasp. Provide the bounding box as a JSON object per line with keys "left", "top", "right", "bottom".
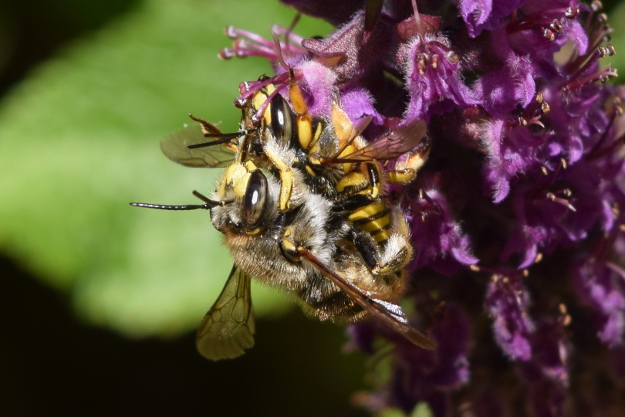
{"left": 210, "top": 161, "right": 278, "bottom": 236}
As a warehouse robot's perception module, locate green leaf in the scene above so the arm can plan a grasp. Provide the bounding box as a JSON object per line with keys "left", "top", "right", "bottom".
{"left": 0, "top": 0, "right": 331, "bottom": 337}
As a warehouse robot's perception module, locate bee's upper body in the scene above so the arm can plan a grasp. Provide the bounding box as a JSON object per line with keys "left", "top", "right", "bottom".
{"left": 209, "top": 160, "right": 345, "bottom": 291}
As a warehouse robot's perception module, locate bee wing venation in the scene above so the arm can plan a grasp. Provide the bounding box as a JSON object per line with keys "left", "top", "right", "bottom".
{"left": 334, "top": 119, "right": 427, "bottom": 162}
{"left": 160, "top": 123, "right": 234, "bottom": 168}
{"left": 196, "top": 265, "right": 255, "bottom": 360}
{"left": 299, "top": 247, "right": 436, "bottom": 350}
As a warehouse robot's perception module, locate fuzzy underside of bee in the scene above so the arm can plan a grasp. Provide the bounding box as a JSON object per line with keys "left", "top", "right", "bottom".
{"left": 131, "top": 75, "right": 434, "bottom": 360}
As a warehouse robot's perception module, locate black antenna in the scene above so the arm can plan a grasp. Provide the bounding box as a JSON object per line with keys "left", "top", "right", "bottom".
{"left": 186, "top": 129, "right": 258, "bottom": 149}
{"left": 191, "top": 190, "right": 216, "bottom": 205}
{"left": 130, "top": 190, "right": 222, "bottom": 211}
{"left": 187, "top": 135, "right": 239, "bottom": 149}
{"left": 129, "top": 202, "right": 212, "bottom": 211}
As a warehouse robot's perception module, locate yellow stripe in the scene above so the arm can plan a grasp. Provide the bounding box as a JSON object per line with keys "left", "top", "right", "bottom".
{"left": 348, "top": 201, "right": 385, "bottom": 221}
{"left": 358, "top": 214, "right": 390, "bottom": 233}
{"left": 372, "top": 228, "right": 391, "bottom": 243}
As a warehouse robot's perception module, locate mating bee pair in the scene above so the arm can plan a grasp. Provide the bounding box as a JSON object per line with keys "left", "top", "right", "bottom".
{"left": 132, "top": 72, "right": 434, "bottom": 360}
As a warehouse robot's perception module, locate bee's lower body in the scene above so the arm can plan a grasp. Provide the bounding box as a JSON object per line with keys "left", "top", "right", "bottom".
{"left": 298, "top": 288, "right": 368, "bottom": 322}
{"left": 294, "top": 269, "right": 402, "bottom": 322}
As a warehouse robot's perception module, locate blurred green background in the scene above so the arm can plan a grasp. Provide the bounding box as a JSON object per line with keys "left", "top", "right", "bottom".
{"left": 0, "top": 0, "right": 368, "bottom": 416}
{"left": 1, "top": 0, "right": 624, "bottom": 416}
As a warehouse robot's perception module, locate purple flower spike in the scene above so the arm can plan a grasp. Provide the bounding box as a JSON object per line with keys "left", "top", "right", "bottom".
{"left": 486, "top": 273, "right": 534, "bottom": 360}
{"left": 473, "top": 27, "right": 536, "bottom": 116}
{"left": 405, "top": 173, "right": 478, "bottom": 274}
{"left": 574, "top": 259, "right": 625, "bottom": 347}
{"left": 220, "top": 0, "right": 625, "bottom": 413}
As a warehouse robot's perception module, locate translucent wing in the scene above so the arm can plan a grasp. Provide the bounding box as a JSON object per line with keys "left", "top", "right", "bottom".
{"left": 298, "top": 247, "right": 436, "bottom": 350}
{"left": 330, "top": 119, "right": 428, "bottom": 163}
{"left": 160, "top": 122, "right": 235, "bottom": 168}
{"left": 196, "top": 265, "right": 255, "bottom": 360}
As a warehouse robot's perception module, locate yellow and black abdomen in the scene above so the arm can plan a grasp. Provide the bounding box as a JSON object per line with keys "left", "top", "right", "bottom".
{"left": 348, "top": 199, "right": 392, "bottom": 244}
{"left": 334, "top": 160, "right": 392, "bottom": 245}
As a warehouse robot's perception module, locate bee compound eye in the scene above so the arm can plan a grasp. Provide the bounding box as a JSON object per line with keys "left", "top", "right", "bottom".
{"left": 243, "top": 170, "right": 268, "bottom": 227}
{"left": 270, "top": 94, "right": 293, "bottom": 145}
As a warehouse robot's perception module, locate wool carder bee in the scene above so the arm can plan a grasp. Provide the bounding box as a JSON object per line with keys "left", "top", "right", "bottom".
{"left": 131, "top": 75, "right": 435, "bottom": 360}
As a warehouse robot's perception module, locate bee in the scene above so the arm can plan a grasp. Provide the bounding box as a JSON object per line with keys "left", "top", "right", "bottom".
{"left": 131, "top": 75, "right": 435, "bottom": 360}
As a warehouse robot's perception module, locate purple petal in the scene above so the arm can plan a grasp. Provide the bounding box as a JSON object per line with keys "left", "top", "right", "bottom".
{"left": 485, "top": 273, "right": 534, "bottom": 360}
{"left": 573, "top": 259, "right": 625, "bottom": 347}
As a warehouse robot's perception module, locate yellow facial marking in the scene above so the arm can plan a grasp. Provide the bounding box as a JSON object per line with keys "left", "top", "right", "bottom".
{"left": 221, "top": 163, "right": 248, "bottom": 195}
{"left": 244, "top": 160, "right": 258, "bottom": 171}
{"left": 253, "top": 91, "right": 270, "bottom": 125}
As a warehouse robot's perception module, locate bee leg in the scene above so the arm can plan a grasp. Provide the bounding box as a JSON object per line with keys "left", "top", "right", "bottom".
{"left": 261, "top": 144, "right": 295, "bottom": 212}
{"left": 287, "top": 68, "right": 316, "bottom": 153}
{"left": 345, "top": 225, "right": 410, "bottom": 276}
{"left": 372, "top": 212, "right": 413, "bottom": 275}
{"left": 279, "top": 226, "right": 301, "bottom": 262}
{"left": 387, "top": 136, "right": 431, "bottom": 184}
{"left": 277, "top": 168, "right": 294, "bottom": 212}
{"left": 364, "top": 162, "right": 381, "bottom": 199}
{"left": 371, "top": 234, "right": 412, "bottom": 275}
{"left": 269, "top": 211, "right": 287, "bottom": 241}
{"left": 346, "top": 227, "right": 380, "bottom": 269}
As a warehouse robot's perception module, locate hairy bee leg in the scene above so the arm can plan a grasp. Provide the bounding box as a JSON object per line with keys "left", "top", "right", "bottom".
{"left": 372, "top": 210, "right": 413, "bottom": 275}
{"left": 387, "top": 136, "right": 432, "bottom": 184}
{"left": 346, "top": 223, "right": 411, "bottom": 276}
{"left": 372, "top": 232, "right": 412, "bottom": 275}
{"left": 343, "top": 213, "right": 411, "bottom": 277}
